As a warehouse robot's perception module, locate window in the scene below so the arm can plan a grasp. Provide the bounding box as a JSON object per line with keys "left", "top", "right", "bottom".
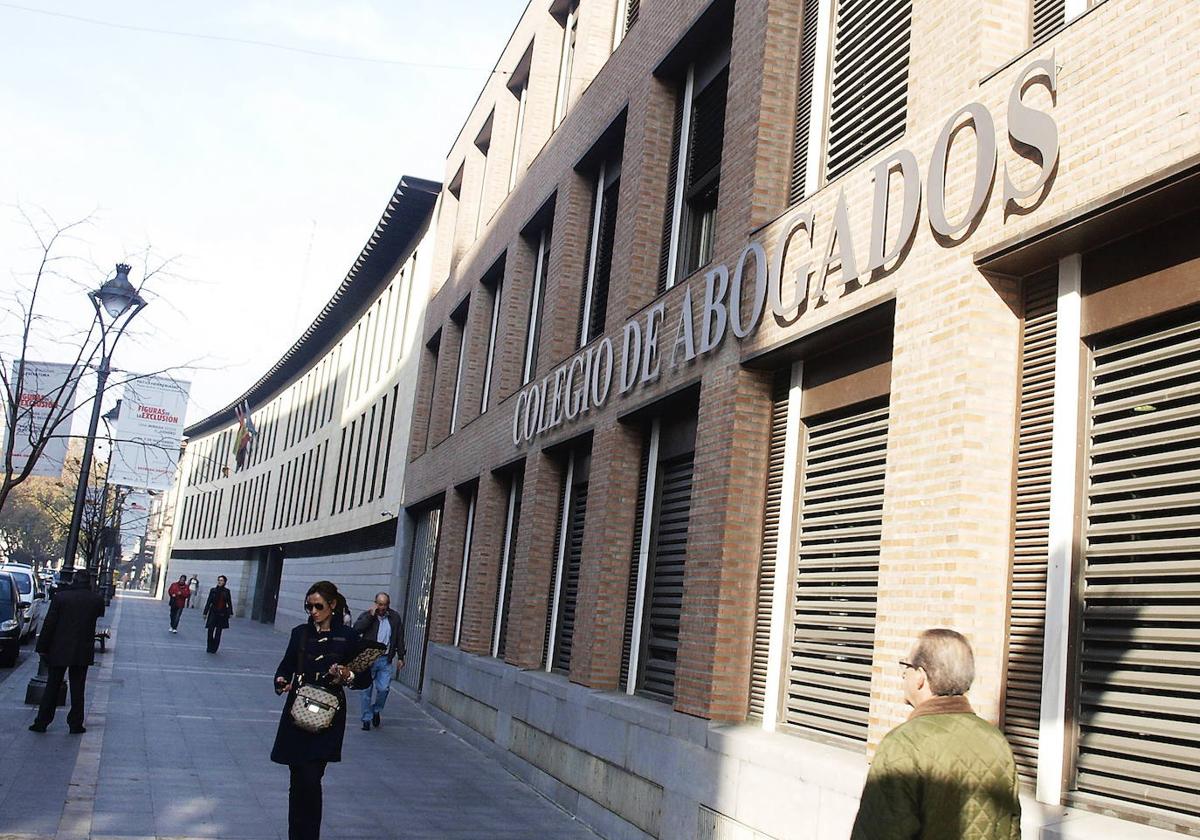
{"left": 579, "top": 155, "right": 621, "bottom": 346}
{"left": 507, "top": 46, "right": 533, "bottom": 193}
{"left": 453, "top": 487, "right": 478, "bottom": 647}
{"left": 448, "top": 301, "right": 469, "bottom": 435}
{"left": 622, "top": 411, "right": 698, "bottom": 702}
{"left": 612, "top": 0, "right": 640, "bottom": 50}
{"left": 522, "top": 226, "right": 551, "bottom": 385}
{"left": 822, "top": 0, "right": 911, "bottom": 182}
{"left": 1032, "top": 0, "right": 1091, "bottom": 46}
{"left": 659, "top": 44, "right": 730, "bottom": 292}
{"left": 493, "top": 469, "right": 523, "bottom": 658}
{"left": 547, "top": 447, "right": 590, "bottom": 673}
{"left": 553, "top": 1, "right": 579, "bottom": 129}
{"left": 473, "top": 113, "right": 493, "bottom": 239}
{"left": 480, "top": 258, "right": 505, "bottom": 413}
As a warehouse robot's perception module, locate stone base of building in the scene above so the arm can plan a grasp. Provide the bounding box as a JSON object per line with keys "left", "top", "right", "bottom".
{"left": 421, "top": 644, "right": 1190, "bottom": 840}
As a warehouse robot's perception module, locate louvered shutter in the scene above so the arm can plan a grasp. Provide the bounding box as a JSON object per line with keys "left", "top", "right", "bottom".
{"left": 657, "top": 93, "right": 686, "bottom": 295}
{"left": 749, "top": 375, "right": 791, "bottom": 718}
{"left": 825, "top": 0, "right": 911, "bottom": 182}
{"left": 544, "top": 476, "right": 570, "bottom": 662}
{"left": 626, "top": 0, "right": 640, "bottom": 31}
{"left": 686, "top": 67, "right": 728, "bottom": 195}
{"left": 588, "top": 178, "right": 619, "bottom": 342}
{"left": 1004, "top": 275, "right": 1057, "bottom": 782}
{"left": 1032, "top": 0, "right": 1066, "bottom": 47}
{"left": 789, "top": 0, "right": 821, "bottom": 205}
{"left": 552, "top": 479, "right": 589, "bottom": 673}
{"left": 620, "top": 440, "right": 652, "bottom": 688}
{"left": 638, "top": 451, "right": 695, "bottom": 702}
{"left": 399, "top": 508, "right": 442, "bottom": 692}
{"left": 496, "top": 476, "right": 523, "bottom": 660}
{"left": 1075, "top": 309, "right": 1200, "bottom": 819}
{"left": 785, "top": 399, "right": 888, "bottom": 745}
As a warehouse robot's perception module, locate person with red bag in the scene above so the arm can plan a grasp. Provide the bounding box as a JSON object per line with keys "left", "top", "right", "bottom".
{"left": 166, "top": 575, "right": 190, "bottom": 634}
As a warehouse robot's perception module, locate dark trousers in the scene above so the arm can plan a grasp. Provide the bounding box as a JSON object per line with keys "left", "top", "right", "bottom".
{"left": 287, "top": 761, "right": 326, "bottom": 840}
{"left": 206, "top": 625, "right": 224, "bottom": 652}
{"left": 169, "top": 606, "right": 183, "bottom": 629}
{"left": 35, "top": 663, "right": 88, "bottom": 729}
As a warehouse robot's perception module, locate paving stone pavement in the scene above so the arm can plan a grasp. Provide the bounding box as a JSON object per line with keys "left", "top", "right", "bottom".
{"left": 0, "top": 592, "right": 598, "bottom": 840}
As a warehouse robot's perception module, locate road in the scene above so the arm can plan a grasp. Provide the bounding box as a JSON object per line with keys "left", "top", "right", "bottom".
{"left": 0, "top": 591, "right": 597, "bottom": 839}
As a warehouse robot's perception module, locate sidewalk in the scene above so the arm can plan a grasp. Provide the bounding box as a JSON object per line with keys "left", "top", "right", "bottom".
{"left": 0, "top": 592, "right": 598, "bottom": 840}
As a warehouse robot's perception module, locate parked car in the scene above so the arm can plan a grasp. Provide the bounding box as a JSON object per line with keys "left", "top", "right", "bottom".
{"left": 0, "top": 564, "right": 48, "bottom": 642}
{"left": 0, "top": 572, "right": 23, "bottom": 667}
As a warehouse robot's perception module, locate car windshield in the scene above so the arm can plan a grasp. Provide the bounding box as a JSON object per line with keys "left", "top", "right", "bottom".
{"left": 0, "top": 577, "right": 13, "bottom": 620}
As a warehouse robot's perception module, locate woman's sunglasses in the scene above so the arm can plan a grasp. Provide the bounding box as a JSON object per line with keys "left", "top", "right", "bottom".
{"left": 303, "top": 601, "right": 329, "bottom": 612}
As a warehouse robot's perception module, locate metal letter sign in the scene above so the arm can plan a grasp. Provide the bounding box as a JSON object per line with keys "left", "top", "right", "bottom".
{"left": 4, "top": 360, "right": 77, "bottom": 479}
{"left": 511, "top": 54, "right": 1062, "bottom": 447}
{"left": 108, "top": 376, "right": 191, "bottom": 491}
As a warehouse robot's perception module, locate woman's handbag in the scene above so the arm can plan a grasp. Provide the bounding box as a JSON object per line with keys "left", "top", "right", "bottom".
{"left": 345, "top": 641, "right": 386, "bottom": 674}
{"left": 288, "top": 630, "right": 341, "bottom": 734}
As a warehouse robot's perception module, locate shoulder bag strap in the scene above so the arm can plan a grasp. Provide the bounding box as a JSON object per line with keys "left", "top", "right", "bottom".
{"left": 293, "top": 627, "right": 308, "bottom": 687}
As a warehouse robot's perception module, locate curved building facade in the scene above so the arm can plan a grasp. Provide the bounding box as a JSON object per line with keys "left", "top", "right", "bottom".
{"left": 166, "top": 176, "right": 439, "bottom": 632}
{"left": 400, "top": 1, "right": 1200, "bottom": 838}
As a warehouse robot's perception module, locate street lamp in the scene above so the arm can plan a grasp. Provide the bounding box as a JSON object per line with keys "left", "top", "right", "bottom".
{"left": 62, "top": 265, "right": 147, "bottom": 577}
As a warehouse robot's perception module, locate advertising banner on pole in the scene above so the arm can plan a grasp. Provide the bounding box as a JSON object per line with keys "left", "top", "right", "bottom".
{"left": 108, "top": 376, "right": 190, "bottom": 491}
{"left": 4, "top": 360, "right": 78, "bottom": 479}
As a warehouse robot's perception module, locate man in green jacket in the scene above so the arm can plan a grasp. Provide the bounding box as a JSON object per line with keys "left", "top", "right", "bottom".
{"left": 851, "top": 629, "right": 1021, "bottom": 840}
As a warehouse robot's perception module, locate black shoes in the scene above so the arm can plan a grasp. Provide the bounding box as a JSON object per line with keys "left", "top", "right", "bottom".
{"left": 28, "top": 723, "right": 46, "bottom": 733}
{"left": 362, "top": 721, "right": 370, "bottom": 731}
{"left": 372, "top": 713, "right": 381, "bottom": 728}
{"left": 69, "top": 726, "right": 86, "bottom": 735}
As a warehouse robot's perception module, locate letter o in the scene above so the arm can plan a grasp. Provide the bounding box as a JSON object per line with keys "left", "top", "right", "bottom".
{"left": 927, "top": 102, "right": 997, "bottom": 238}
{"left": 730, "top": 242, "right": 768, "bottom": 339}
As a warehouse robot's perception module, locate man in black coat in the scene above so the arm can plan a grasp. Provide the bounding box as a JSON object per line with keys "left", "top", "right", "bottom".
{"left": 29, "top": 571, "right": 105, "bottom": 734}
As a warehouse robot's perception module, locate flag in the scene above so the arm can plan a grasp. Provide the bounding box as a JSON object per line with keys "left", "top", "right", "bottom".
{"left": 233, "top": 400, "right": 256, "bottom": 470}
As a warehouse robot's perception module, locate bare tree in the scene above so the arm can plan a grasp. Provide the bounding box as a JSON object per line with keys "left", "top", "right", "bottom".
{"left": 0, "top": 207, "right": 186, "bottom": 515}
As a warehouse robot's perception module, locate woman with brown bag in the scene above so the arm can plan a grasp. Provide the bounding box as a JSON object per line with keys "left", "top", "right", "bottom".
{"left": 270, "top": 580, "right": 368, "bottom": 840}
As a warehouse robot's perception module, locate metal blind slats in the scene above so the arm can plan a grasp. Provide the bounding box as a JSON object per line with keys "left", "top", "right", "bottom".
{"left": 657, "top": 94, "right": 686, "bottom": 294}
{"left": 1004, "top": 276, "right": 1056, "bottom": 781}
{"left": 625, "top": 0, "right": 640, "bottom": 30}
{"left": 825, "top": 0, "right": 911, "bottom": 181}
{"left": 620, "top": 442, "right": 652, "bottom": 688}
{"left": 552, "top": 481, "right": 588, "bottom": 674}
{"left": 1077, "top": 307, "right": 1200, "bottom": 821}
{"left": 785, "top": 399, "right": 888, "bottom": 745}
{"left": 789, "top": 0, "right": 821, "bottom": 204}
{"left": 1032, "top": 0, "right": 1066, "bottom": 47}
{"left": 638, "top": 453, "right": 694, "bottom": 703}
{"left": 687, "top": 68, "right": 728, "bottom": 193}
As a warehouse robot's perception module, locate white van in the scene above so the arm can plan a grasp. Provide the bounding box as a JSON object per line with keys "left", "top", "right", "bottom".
{"left": 0, "top": 564, "right": 48, "bottom": 642}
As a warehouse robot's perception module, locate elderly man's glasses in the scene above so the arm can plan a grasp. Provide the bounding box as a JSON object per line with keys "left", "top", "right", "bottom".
{"left": 899, "top": 660, "right": 918, "bottom": 672}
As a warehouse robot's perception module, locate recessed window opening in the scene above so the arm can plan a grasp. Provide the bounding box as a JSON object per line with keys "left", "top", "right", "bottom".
{"left": 507, "top": 45, "right": 533, "bottom": 193}
{"left": 449, "top": 300, "right": 469, "bottom": 435}
{"left": 553, "top": 1, "right": 580, "bottom": 128}
{"left": 453, "top": 487, "right": 478, "bottom": 647}
{"left": 580, "top": 155, "right": 621, "bottom": 347}
{"left": 493, "top": 469, "right": 523, "bottom": 658}
{"left": 523, "top": 226, "right": 551, "bottom": 385}
{"left": 474, "top": 113, "right": 493, "bottom": 239}
{"left": 480, "top": 259, "right": 505, "bottom": 413}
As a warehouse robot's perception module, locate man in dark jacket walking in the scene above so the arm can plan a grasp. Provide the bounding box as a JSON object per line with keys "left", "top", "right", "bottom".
{"left": 850, "top": 629, "right": 1021, "bottom": 840}
{"left": 352, "top": 592, "right": 406, "bottom": 731}
{"left": 202, "top": 575, "right": 234, "bottom": 653}
{"left": 29, "top": 571, "right": 105, "bottom": 734}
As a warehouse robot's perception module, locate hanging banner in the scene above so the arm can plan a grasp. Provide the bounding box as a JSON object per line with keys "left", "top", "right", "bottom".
{"left": 108, "top": 376, "right": 191, "bottom": 491}
{"left": 4, "top": 360, "right": 78, "bottom": 479}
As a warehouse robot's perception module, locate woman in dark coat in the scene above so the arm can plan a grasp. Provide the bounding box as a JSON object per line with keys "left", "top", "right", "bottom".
{"left": 201, "top": 575, "right": 233, "bottom": 653}
{"left": 272, "top": 580, "right": 368, "bottom": 840}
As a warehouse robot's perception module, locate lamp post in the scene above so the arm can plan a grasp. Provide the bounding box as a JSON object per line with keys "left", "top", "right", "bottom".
{"left": 26, "top": 266, "right": 146, "bottom": 707}
{"left": 62, "top": 265, "right": 147, "bottom": 577}
{"left": 89, "top": 402, "right": 121, "bottom": 602}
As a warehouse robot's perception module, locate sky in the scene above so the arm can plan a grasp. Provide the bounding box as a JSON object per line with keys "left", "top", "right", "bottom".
{"left": 0, "top": 0, "right": 528, "bottom": 429}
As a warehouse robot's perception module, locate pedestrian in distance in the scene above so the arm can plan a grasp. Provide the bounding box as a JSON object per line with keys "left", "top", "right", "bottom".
{"left": 188, "top": 575, "right": 200, "bottom": 608}
{"left": 271, "top": 580, "right": 369, "bottom": 840}
{"left": 850, "top": 628, "right": 1021, "bottom": 840}
{"left": 352, "top": 592, "right": 406, "bottom": 730}
{"left": 202, "top": 575, "right": 234, "bottom": 653}
{"left": 166, "top": 575, "right": 190, "bottom": 633}
{"left": 29, "top": 570, "right": 105, "bottom": 734}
